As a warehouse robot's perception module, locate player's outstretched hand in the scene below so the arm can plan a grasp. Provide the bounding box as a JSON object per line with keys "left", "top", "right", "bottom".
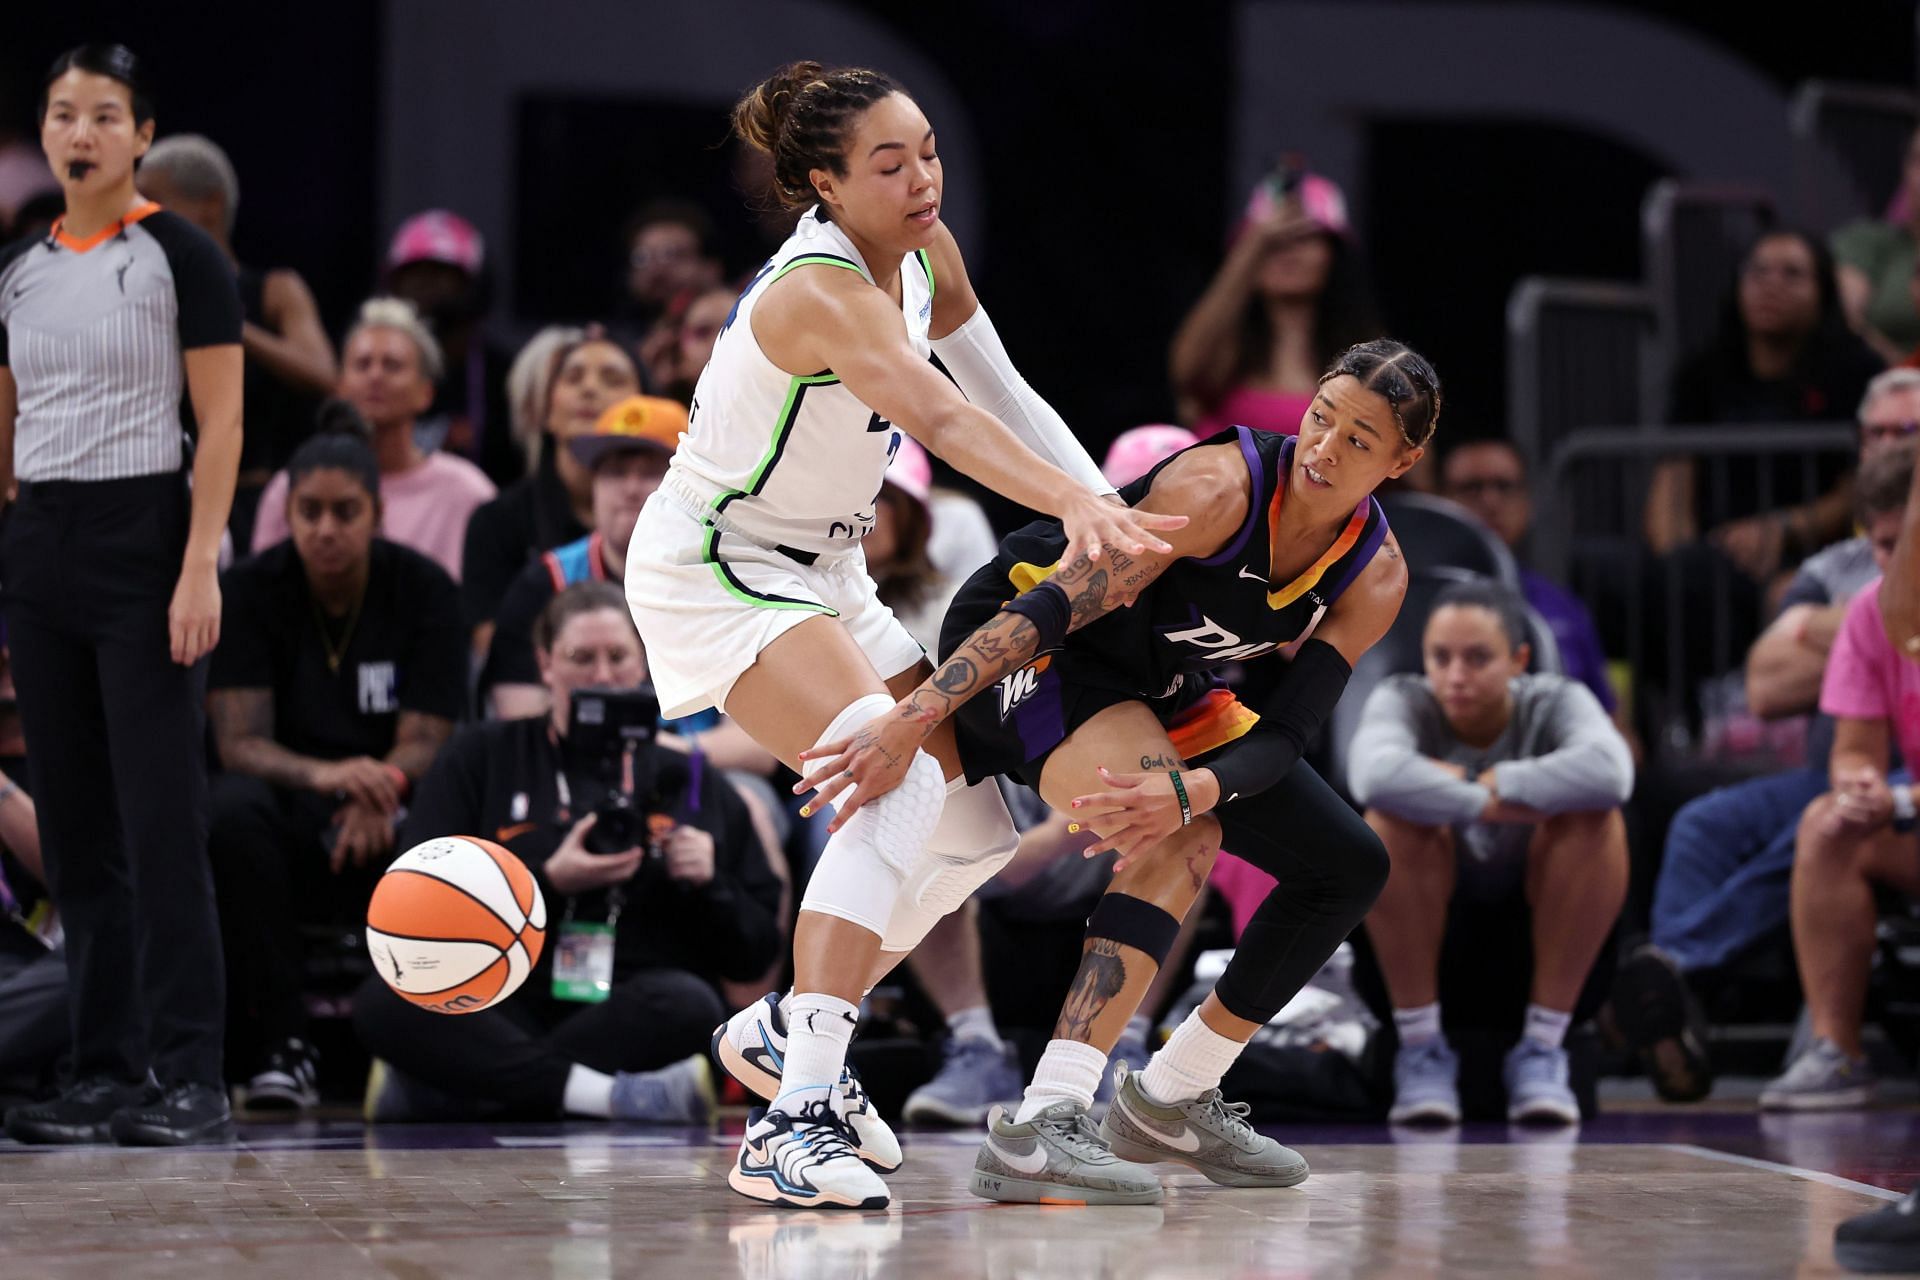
{"left": 1071, "top": 765, "right": 1213, "bottom": 869}
{"left": 794, "top": 702, "right": 933, "bottom": 832}
{"left": 1059, "top": 492, "right": 1186, "bottom": 573}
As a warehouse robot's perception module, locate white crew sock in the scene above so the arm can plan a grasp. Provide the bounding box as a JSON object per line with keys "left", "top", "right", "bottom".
{"left": 773, "top": 992, "right": 859, "bottom": 1111}
{"left": 1522, "top": 1003, "right": 1573, "bottom": 1049}
{"left": 1121, "top": 1013, "right": 1153, "bottom": 1048}
{"left": 947, "top": 1005, "right": 1004, "bottom": 1050}
{"left": 562, "top": 1064, "right": 615, "bottom": 1118}
{"left": 1014, "top": 1039, "right": 1110, "bottom": 1122}
{"left": 1393, "top": 1002, "right": 1443, "bottom": 1046}
{"left": 1139, "top": 1010, "right": 1245, "bottom": 1104}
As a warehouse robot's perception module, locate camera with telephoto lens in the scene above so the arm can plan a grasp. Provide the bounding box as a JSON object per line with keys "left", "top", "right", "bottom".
{"left": 565, "top": 685, "right": 663, "bottom": 857}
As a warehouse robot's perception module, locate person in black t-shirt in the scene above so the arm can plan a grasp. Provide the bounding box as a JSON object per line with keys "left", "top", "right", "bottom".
{"left": 205, "top": 432, "right": 466, "bottom": 1109}
{"left": 354, "top": 582, "right": 782, "bottom": 1123}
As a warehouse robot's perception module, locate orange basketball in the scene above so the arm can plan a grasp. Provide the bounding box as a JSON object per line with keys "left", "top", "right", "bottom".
{"left": 365, "top": 836, "right": 548, "bottom": 1015}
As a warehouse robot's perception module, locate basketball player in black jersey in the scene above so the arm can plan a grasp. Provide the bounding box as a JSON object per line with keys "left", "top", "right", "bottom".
{"left": 799, "top": 338, "right": 1439, "bottom": 1203}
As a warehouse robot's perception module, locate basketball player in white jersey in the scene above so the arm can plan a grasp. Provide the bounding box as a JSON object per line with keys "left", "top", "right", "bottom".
{"left": 625, "top": 62, "right": 1183, "bottom": 1210}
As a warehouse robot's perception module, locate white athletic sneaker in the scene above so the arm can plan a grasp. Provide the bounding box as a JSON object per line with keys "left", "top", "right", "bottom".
{"left": 713, "top": 992, "right": 902, "bottom": 1171}
{"left": 729, "top": 1096, "right": 892, "bottom": 1210}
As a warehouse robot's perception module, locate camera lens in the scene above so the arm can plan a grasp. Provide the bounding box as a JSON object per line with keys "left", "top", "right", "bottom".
{"left": 585, "top": 805, "right": 643, "bottom": 854}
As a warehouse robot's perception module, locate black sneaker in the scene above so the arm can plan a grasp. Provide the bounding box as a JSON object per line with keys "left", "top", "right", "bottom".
{"left": 1835, "top": 1184, "right": 1920, "bottom": 1273}
{"left": 1609, "top": 943, "right": 1713, "bottom": 1103}
{"left": 247, "top": 1038, "right": 320, "bottom": 1111}
{"left": 5, "top": 1076, "right": 154, "bottom": 1145}
{"left": 110, "top": 1081, "right": 236, "bottom": 1146}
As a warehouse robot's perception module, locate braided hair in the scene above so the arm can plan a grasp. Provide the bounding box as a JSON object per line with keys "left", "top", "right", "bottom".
{"left": 1318, "top": 339, "right": 1443, "bottom": 448}
{"left": 731, "top": 61, "right": 907, "bottom": 212}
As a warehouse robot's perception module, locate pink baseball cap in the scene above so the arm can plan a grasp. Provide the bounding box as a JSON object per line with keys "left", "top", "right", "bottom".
{"left": 884, "top": 434, "right": 933, "bottom": 507}
{"left": 386, "top": 210, "right": 485, "bottom": 275}
{"left": 1235, "top": 171, "right": 1352, "bottom": 242}
{"left": 1103, "top": 424, "right": 1199, "bottom": 487}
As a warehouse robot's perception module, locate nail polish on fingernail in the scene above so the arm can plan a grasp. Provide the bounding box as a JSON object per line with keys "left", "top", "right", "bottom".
{"left": 799, "top": 806, "right": 812, "bottom": 818}
{"left": 1068, "top": 823, "right": 1080, "bottom": 833}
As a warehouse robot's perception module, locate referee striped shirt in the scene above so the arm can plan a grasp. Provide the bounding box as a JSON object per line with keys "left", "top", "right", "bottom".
{"left": 0, "top": 202, "right": 242, "bottom": 482}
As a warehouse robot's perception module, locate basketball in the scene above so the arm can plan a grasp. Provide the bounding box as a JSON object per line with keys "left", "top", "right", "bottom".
{"left": 365, "top": 836, "right": 548, "bottom": 1015}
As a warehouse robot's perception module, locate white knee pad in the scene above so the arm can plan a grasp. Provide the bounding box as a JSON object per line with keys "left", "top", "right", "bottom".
{"left": 798, "top": 694, "right": 948, "bottom": 937}
{"left": 881, "top": 777, "right": 1021, "bottom": 953}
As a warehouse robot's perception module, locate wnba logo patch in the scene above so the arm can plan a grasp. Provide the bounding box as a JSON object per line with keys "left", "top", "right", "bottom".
{"left": 997, "top": 656, "right": 1051, "bottom": 720}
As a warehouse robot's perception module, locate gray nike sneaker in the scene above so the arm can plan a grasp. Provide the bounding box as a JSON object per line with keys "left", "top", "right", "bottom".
{"left": 1097, "top": 1063, "right": 1308, "bottom": 1188}
{"left": 969, "top": 1101, "right": 1163, "bottom": 1205}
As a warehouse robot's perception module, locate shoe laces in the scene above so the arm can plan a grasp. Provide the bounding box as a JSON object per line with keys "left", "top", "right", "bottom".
{"left": 1400, "top": 1038, "right": 1453, "bottom": 1076}
{"left": 836, "top": 1066, "right": 872, "bottom": 1116}
{"left": 1032, "top": 1108, "right": 1114, "bottom": 1163}
{"left": 787, "top": 1096, "right": 862, "bottom": 1163}
{"left": 1196, "top": 1089, "right": 1256, "bottom": 1143}
{"left": 1509, "top": 1041, "right": 1564, "bottom": 1086}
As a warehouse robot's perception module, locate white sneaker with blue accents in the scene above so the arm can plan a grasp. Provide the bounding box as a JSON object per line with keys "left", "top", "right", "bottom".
{"left": 713, "top": 992, "right": 902, "bottom": 1172}
{"left": 729, "top": 1094, "right": 891, "bottom": 1210}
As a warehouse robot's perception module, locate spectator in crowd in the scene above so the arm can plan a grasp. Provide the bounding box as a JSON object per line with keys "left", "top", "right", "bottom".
{"left": 1834, "top": 127, "right": 1920, "bottom": 366}
{"left": 1441, "top": 439, "right": 1618, "bottom": 717}
{"left": 355, "top": 582, "right": 783, "bottom": 1122}
{"left": 6, "top": 191, "right": 62, "bottom": 246}
{"left": 866, "top": 435, "right": 967, "bottom": 653}
{"left": 383, "top": 209, "right": 519, "bottom": 486}
{"left": 1628, "top": 439, "right": 1914, "bottom": 1103}
{"left": 206, "top": 432, "right": 466, "bottom": 1109}
{"left": 1, "top": 43, "right": 242, "bottom": 1147}
{"left": 1350, "top": 581, "right": 1633, "bottom": 1125}
{"left": 657, "top": 284, "right": 736, "bottom": 404}
{"left": 620, "top": 200, "right": 724, "bottom": 345}
{"left": 0, "top": 647, "right": 59, "bottom": 1098}
{"left": 483, "top": 394, "right": 684, "bottom": 716}
{"left": 252, "top": 298, "right": 496, "bottom": 580}
{"left": 1168, "top": 169, "right": 1378, "bottom": 436}
{"left": 1756, "top": 492, "right": 1920, "bottom": 1111}
{"left": 463, "top": 329, "right": 642, "bottom": 642}
{"left": 139, "top": 134, "right": 337, "bottom": 550}
{"left": 1649, "top": 229, "right": 1885, "bottom": 580}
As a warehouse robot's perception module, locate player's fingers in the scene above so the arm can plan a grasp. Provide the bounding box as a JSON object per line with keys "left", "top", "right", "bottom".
{"left": 797, "top": 738, "right": 851, "bottom": 765}
{"left": 1135, "top": 511, "right": 1189, "bottom": 531}
{"left": 1066, "top": 800, "right": 1128, "bottom": 821}
{"left": 799, "top": 771, "right": 857, "bottom": 819}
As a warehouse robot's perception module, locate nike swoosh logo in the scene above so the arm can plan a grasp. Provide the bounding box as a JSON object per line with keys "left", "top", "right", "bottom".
{"left": 494, "top": 822, "right": 535, "bottom": 843}
{"left": 986, "top": 1135, "right": 1051, "bottom": 1175}
{"left": 1123, "top": 1099, "right": 1202, "bottom": 1151}
{"left": 1237, "top": 567, "right": 1266, "bottom": 583}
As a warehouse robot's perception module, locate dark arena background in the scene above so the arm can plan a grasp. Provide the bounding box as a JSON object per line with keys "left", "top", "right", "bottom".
{"left": 2, "top": 2, "right": 1920, "bottom": 1276}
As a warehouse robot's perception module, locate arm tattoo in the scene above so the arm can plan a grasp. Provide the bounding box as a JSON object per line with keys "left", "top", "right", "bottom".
{"left": 931, "top": 656, "right": 978, "bottom": 696}
{"left": 387, "top": 712, "right": 453, "bottom": 781}
{"left": 1138, "top": 752, "right": 1178, "bottom": 770}
{"left": 209, "top": 689, "right": 326, "bottom": 792}
{"left": 1066, "top": 569, "right": 1111, "bottom": 628}
{"left": 1184, "top": 848, "right": 1208, "bottom": 894}
{"left": 1054, "top": 938, "right": 1130, "bottom": 1042}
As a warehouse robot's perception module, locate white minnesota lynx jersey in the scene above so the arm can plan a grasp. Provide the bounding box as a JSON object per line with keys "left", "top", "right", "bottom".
{"left": 667, "top": 206, "right": 934, "bottom": 557}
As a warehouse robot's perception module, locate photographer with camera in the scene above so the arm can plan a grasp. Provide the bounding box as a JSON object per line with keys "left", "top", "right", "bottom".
{"left": 354, "top": 581, "right": 783, "bottom": 1123}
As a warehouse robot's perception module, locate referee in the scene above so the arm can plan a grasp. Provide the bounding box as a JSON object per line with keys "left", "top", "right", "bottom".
{"left": 0, "top": 45, "right": 242, "bottom": 1145}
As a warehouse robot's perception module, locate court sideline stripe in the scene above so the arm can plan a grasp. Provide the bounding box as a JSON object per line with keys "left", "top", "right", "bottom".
{"left": 1664, "top": 1143, "right": 1902, "bottom": 1201}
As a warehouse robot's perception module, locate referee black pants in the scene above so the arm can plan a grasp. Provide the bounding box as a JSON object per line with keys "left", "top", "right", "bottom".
{"left": 0, "top": 473, "right": 225, "bottom": 1087}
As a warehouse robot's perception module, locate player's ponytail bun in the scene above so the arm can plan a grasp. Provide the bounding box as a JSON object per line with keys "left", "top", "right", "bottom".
{"left": 731, "top": 61, "right": 907, "bottom": 210}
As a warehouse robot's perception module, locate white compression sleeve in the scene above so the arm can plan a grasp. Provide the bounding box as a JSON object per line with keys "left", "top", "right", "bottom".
{"left": 931, "top": 306, "right": 1116, "bottom": 497}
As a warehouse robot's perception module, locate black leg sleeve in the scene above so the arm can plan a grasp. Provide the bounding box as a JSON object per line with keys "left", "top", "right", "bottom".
{"left": 1210, "top": 761, "right": 1390, "bottom": 1025}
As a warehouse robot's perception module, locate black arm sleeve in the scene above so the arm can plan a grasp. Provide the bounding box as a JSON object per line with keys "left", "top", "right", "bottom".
{"left": 460, "top": 496, "right": 524, "bottom": 627}
{"left": 146, "top": 212, "right": 243, "bottom": 350}
{"left": 1200, "top": 639, "right": 1351, "bottom": 803}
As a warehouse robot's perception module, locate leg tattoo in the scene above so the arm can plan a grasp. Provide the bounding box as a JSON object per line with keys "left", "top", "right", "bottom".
{"left": 1056, "top": 939, "right": 1129, "bottom": 1041}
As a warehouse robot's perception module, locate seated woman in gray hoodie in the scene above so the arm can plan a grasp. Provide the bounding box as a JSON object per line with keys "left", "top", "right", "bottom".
{"left": 1349, "top": 580, "right": 1633, "bottom": 1126}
